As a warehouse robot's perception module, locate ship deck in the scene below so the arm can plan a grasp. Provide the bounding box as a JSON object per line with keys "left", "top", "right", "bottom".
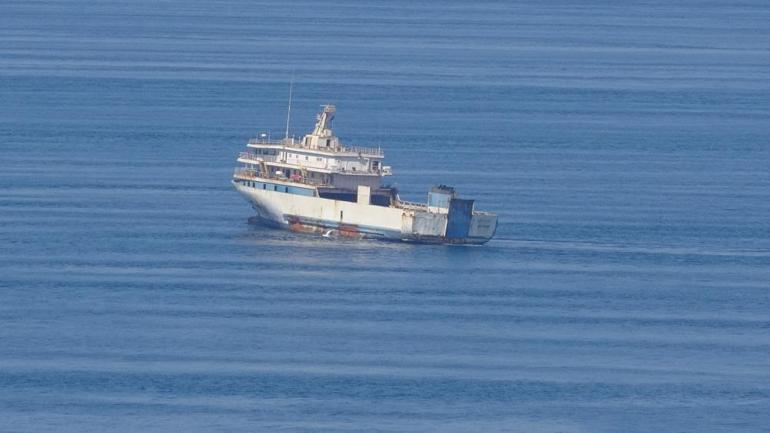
{"left": 233, "top": 168, "right": 327, "bottom": 187}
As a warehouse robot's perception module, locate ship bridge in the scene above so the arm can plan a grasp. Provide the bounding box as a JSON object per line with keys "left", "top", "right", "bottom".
{"left": 239, "top": 105, "right": 391, "bottom": 191}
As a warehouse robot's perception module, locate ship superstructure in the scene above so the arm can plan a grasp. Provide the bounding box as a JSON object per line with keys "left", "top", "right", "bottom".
{"left": 232, "top": 105, "right": 497, "bottom": 244}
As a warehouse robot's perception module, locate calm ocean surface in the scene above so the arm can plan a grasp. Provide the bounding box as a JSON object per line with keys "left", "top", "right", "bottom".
{"left": 2, "top": 1, "right": 770, "bottom": 432}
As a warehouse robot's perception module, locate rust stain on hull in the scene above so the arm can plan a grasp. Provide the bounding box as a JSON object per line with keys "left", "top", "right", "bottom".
{"left": 338, "top": 224, "right": 362, "bottom": 238}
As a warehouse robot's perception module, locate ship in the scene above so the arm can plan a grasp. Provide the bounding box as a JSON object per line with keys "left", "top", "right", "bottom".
{"left": 232, "top": 105, "right": 497, "bottom": 244}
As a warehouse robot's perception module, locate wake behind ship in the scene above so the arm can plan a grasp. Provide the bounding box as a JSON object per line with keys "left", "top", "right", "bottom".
{"left": 232, "top": 105, "right": 497, "bottom": 244}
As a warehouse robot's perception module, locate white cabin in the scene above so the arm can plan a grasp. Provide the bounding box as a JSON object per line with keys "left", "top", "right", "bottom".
{"left": 236, "top": 105, "right": 390, "bottom": 191}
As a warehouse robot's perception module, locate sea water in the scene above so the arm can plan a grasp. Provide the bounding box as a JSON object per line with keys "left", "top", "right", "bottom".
{"left": 1, "top": 1, "right": 769, "bottom": 432}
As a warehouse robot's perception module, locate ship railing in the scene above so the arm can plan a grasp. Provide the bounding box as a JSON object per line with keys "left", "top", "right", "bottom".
{"left": 238, "top": 152, "right": 278, "bottom": 162}
{"left": 233, "top": 168, "right": 260, "bottom": 178}
{"left": 248, "top": 138, "right": 286, "bottom": 146}
{"left": 233, "top": 168, "right": 327, "bottom": 187}
{"left": 248, "top": 137, "right": 384, "bottom": 157}
{"left": 340, "top": 145, "right": 384, "bottom": 157}
{"left": 241, "top": 153, "right": 377, "bottom": 176}
{"left": 398, "top": 199, "right": 428, "bottom": 209}
{"left": 331, "top": 167, "right": 386, "bottom": 176}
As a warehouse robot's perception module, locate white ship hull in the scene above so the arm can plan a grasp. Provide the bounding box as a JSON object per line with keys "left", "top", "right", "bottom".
{"left": 233, "top": 181, "right": 497, "bottom": 244}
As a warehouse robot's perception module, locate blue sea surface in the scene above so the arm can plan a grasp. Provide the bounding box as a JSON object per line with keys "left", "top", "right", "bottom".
{"left": 2, "top": 1, "right": 770, "bottom": 432}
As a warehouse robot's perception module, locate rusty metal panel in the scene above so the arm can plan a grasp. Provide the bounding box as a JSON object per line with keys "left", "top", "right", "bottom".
{"left": 412, "top": 212, "right": 446, "bottom": 236}
{"left": 401, "top": 212, "right": 413, "bottom": 234}
{"left": 469, "top": 213, "right": 498, "bottom": 239}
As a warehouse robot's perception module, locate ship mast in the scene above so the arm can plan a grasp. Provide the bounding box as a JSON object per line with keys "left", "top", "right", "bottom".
{"left": 284, "top": 78, "right": 293, "bottom": 140}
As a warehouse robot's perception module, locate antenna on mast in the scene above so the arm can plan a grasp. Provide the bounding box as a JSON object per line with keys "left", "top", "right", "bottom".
{"left": 284, "top": 74, "right": 294, "bottom": 140}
